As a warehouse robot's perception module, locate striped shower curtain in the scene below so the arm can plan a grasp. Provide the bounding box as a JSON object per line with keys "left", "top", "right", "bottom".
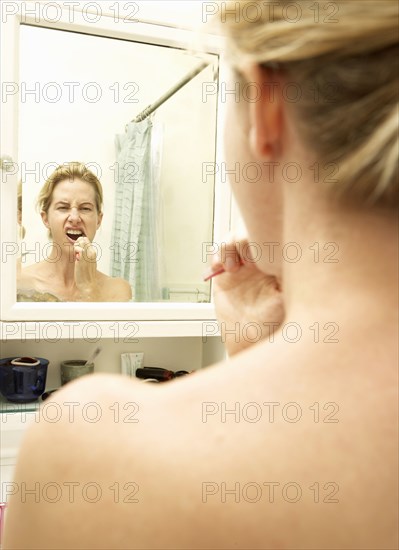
{"left": 110, "top": 118, "right": 163, "bottom": 301}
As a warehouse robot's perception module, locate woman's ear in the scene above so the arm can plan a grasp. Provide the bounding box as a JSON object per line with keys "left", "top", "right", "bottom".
{"left": 97, "top": 211, "right": 103, "bottom": 230}
{"left": 240, "top": 64, "right": 283, "bottom": 160}
{"left": 40, "top": 210, "right": 49, "bottom": 228}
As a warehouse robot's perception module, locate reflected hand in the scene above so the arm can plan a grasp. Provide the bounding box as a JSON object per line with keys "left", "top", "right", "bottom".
{"left": 73, "top": 237, "right": 99, "bottom": 300}
{"left": 211, "top": 239, "right": 284, "bottom": 356}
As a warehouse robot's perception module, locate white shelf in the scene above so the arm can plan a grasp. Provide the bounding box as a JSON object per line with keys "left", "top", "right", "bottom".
{"left": 0, "top": 320, "right": 221, "bottom": 340}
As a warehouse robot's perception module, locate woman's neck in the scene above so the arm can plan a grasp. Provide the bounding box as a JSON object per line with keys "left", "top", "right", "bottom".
{"left": 282, "top": 191, "right": 398, "bottom": 329}
{"left": 45, "top": 244, "right": 77, "bottom": 288}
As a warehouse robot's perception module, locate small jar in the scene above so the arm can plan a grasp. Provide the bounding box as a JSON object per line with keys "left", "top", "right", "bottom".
{"left": 60, "top": 360, "right": 94, "bottom": 385}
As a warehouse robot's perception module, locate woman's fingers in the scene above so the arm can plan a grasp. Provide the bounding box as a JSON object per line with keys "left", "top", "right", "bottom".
{"left": 209, "top": 238, "right": 249, "bottom": 273}
{"left": 74, "top": 237, "right": 96, "bottom": 262}
{"left": 219, "top": 240, "right": 247, "bottom": 272}
{"left": 73, "top": 237, "right": 99, "bottom": 298}
{"left": 203, "top": 236, "right": 261, "bottom": 281}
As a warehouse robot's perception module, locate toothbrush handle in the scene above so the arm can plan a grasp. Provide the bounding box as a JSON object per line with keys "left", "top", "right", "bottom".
{"left": 85, "top": 347, "right": 101, "bottom": 366}
{"left": 203, "top": 267, "right": 226, "bottom": 282}
{"left": 203, "top": 259, "right": 245, "bottom": 282}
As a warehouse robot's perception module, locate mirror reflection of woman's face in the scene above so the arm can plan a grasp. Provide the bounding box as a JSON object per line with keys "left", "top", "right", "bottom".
{"left": 41, "top": 178, "right": 103, "bottom": 250}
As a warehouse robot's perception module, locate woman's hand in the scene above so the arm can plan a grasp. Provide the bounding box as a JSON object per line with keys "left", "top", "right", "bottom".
{"left": 73, "top": 237, "right": 100, "bottom": 300}
{"left": 210, "top": 239, "right": 284, "bottom": 356}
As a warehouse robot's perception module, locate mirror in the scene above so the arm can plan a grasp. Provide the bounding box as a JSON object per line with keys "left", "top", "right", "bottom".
{"left": 17, "top": 24, "right": 219, "bottom": 303}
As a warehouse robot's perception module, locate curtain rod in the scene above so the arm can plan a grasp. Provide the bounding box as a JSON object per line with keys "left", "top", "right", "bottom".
{"left": 131, "top": 60, "right": 213, "bottom": 123}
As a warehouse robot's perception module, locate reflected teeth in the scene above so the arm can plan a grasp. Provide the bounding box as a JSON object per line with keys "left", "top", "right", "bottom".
{"left": 67, "top": 230, "right": 83, "bottom": 235}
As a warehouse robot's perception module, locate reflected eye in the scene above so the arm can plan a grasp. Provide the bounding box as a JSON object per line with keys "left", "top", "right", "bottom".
{"left": 57, "top": 206, "right": 68, "bottom": 211}
{"left": 81, "top": 207, "right": 92, "bottom": 212}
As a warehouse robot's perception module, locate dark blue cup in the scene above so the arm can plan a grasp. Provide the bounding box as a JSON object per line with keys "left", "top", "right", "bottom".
{"left": 0, "top": 357, "right": 49, "bottom": 403}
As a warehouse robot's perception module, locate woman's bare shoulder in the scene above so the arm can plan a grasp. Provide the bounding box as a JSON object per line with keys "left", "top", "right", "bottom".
{"left": 96, "top": 271, "right": 132, "bottom": 301}
{"left": 5, "top": 336, "right": 398, "bottom": 550}
{"left": 19, "top": 260, "right": 49, "bottom": 276}
{"left": 17, "top": 261, "right": 52, "bottom": 289}
{"left": 17, "top": 262, "right": 62, "bottom": 301}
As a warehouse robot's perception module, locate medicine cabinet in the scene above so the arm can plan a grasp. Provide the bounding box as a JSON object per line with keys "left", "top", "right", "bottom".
{"left": 0, "top": 3, "right": 231, "bottom": 333}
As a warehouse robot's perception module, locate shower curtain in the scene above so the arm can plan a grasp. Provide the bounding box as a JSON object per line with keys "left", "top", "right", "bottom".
{"left": 110, "top": 118, "right": 163, "bottom": 301}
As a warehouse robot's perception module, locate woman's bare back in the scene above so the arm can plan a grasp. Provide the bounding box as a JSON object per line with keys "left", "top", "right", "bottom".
{"left": 5, "top": 316, "right": 397, "bottom": 549}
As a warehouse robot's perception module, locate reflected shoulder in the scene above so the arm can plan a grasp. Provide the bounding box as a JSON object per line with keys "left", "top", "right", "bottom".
{"left": 18, "top": 260, "right": 48, "bottom": 275}
{"left": 97, "top": 271, "right": 132, "bottom": 301}
{"left": 17, "top": 261, "right": 48, "bottom": 287}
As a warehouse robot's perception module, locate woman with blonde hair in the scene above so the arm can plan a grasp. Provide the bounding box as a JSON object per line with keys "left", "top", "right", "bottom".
{"left": 17, "top": 162, "right": 132, "bottom": 301}
{"left": 4, "top": 1, "right": 398, "bottom": 548}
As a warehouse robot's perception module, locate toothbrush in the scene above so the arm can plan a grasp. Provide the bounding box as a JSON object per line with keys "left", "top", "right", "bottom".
{"left": 85, "top": 346, "right": 102, "bottom": 366}
{"left": 203, "top": 259, "right": 245, "bottom": 282}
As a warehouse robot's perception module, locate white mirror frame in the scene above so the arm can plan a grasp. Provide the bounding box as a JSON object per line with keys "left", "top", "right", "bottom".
{"left": 1, "top": 7, "right": 230, "bottom": 323}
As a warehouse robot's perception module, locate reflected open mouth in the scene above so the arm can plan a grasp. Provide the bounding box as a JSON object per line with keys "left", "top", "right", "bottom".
{"left": 65, "top": 230, "right": 85, "bottom": 242}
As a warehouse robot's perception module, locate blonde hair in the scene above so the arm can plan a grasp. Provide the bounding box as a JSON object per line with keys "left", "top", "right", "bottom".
{"left": 17, "top": 180, "right": 26, "bottom": 239}
{"left": 38, "top": 162, "right": 103, "bottom": 214}
{"left": 220, "top": 0, "right": 398, "bottom": 206}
